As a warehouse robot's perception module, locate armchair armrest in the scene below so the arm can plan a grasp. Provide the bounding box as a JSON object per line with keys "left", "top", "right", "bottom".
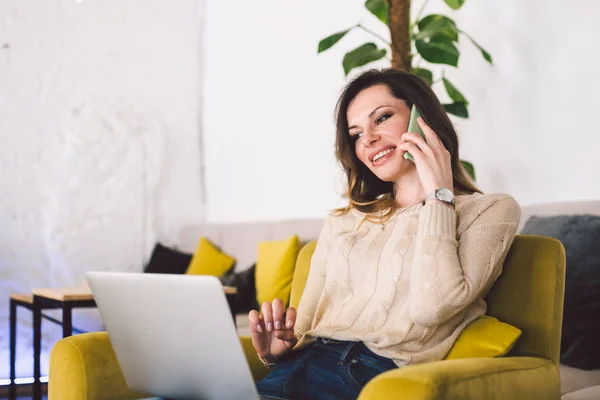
{"left": 49, "top": 332, "right": 146, "bottom": 400}
{"left": 358, "top": 357, "right": 560, "bottom": 400}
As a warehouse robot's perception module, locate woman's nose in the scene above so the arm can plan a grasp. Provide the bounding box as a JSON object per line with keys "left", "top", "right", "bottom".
{"left": 362, "top": 128, "right": 381, "bottom": 147}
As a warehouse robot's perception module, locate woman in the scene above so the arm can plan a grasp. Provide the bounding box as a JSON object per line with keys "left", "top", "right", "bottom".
{"left": 248, "top": 68, "right": 521, "bottom": 400}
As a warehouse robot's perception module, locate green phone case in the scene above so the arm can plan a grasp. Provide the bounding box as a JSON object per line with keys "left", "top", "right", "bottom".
{"left": 403, "top": 105, "right": 426, "bottom": 162}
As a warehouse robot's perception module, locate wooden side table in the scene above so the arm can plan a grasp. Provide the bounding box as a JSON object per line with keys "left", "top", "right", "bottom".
{"left": 32, "top": 287, "right": 96, "bottom": 400}
{"left": 32, "top": 287, "right": 96, "bottom": 337}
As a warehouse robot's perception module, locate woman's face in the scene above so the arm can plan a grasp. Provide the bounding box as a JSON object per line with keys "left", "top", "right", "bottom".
{"left": 347, "top": 84, "right": 413, "bottom": 183}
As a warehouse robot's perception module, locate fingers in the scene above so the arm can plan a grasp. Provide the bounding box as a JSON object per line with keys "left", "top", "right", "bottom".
{"left": 261, "top": 301, "right": 274, "bottom": 332}
{"left": 248, "top": 309, "right": 264, "bottom": 333}
{"left": 401, "top": 132, "right": 433, "bottom": 158}
{"left": 398, "top": 141, "right": 425, "bottom": 162}
{"left": 417, "top": 117, "right": 445, "bottom": 150}
{"left": 272, "top": 298, "right": 285, "bottom": 330}
{"left": 285, "top": 307, "right": 297, "bottom": 329}
{"left": 259, "top": 300, "right": 296, "bottom": 333}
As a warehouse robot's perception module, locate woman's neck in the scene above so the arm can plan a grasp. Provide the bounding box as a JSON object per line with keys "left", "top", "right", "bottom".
{"left": 393, "top": 170, "right": 426, "bottom": 209}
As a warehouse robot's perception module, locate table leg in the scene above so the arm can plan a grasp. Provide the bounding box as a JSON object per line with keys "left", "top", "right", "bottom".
{"left": 62, "top": 304, "right": 73, "bottom": 337}
{"left": 9, "top": 300, "right": 17, "bottom": 400}
{"left": 33, "top": 303, "right": 42, "bottom": 400}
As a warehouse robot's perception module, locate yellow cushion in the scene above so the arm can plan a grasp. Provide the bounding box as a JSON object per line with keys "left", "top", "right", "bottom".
{"left": 445, "top": 315, "right": 522, "bottom": 359}
{"left": 255, "top": 235, "right": 301, "bottom": 307}
{"left": 185, "top": 237, "right": 235, "bottom": 277}
{"left": 289, "top": 240, "right": 317, "bottom": 309}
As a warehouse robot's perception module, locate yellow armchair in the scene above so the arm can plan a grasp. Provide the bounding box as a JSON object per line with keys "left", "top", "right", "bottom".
{"left": 49, "top": 235, "right": 565, "bottom": 399}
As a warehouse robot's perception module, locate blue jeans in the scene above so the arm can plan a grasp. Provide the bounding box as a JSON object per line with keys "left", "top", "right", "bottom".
{"left": 256, "top": 337, "right": 401, "bottom": 400}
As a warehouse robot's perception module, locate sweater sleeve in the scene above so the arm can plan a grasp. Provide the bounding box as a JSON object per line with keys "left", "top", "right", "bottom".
{"left": 293, "top": 216, "right": 333, "bottom": 341}
{"left": 407, "top": 195, "right": 521, "bottom": 327}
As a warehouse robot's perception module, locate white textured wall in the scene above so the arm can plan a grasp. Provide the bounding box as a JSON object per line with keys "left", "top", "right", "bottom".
{"left": 204, "top": 0, "right": 600, "bottom": 223}
{"left": 0, "top": 0, "right": 205, "bottom": 379}
{"left": 203, "top": 0, "right": 368, "bottom": 223}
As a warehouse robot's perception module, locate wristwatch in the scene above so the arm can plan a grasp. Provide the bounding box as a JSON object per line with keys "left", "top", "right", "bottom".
{"left": 425, "top": 187, "right": 455, "bottom": 206}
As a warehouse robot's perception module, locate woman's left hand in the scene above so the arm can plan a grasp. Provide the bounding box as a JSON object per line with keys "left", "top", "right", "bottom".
{"left": 397, "top": 117, "right": 454, "bottom": 195}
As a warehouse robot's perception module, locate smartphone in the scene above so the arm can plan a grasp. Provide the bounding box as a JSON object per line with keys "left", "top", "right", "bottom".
{"left": 403, "top": 105, "right": 426, "bottom": 162}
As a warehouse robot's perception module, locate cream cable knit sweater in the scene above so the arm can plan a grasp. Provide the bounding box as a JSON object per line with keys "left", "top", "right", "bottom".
{"left": 293, "top": 192, "right": 521, "bottom": 366}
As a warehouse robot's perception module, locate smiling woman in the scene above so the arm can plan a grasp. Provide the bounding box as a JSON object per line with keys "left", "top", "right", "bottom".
{"left": 248, "top": 68, "right": 522, "bottom": 400}
{"left": 334, "top": 68, "right": 481, "bottom": 221}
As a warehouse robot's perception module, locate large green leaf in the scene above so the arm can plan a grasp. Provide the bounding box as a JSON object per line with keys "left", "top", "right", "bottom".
{"left": 443, "top": 102, "right": 469, "bottom": 118}
{"left": 365, "top": 0, "right": 388, "bottom": 25}
{"left": 415, "top": 39, "right": 459, "bottom": 66}
{"left": 413, "top": 68, "right": 433, "bottom": 86}
{"left": 444, "top": 0, "right": 465, "bottom": 10}
{"left": 416, "top": 15, "right": 459, "bottom": 42}
{"left": 442, "top": 78, "right": 468, "bottom": 103}
{"left": 318, "top": 29, "right": 351, "bottom": 53}
{"left": 461, "top": 159, "right": 476, "bottom": 181}
{"left": 343, "top": 43, "right": 387, "bottom": 75}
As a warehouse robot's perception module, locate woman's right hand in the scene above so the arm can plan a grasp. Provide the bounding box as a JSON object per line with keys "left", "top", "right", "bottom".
{"left": 248, "top": 298, "right": 297, "bottom": 363}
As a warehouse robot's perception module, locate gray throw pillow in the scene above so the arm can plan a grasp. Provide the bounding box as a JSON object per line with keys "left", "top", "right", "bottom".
{"left": 521, "top": 214, "right": 600, "bottom": 370}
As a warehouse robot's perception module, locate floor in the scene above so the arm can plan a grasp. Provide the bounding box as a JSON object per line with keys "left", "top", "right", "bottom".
{"left": 0, "top": 397, "right": 47, "bottom": 400}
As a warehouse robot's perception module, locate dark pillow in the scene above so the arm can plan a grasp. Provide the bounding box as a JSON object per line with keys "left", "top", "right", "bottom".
{"left": 144, "top": 243, "right": 193, "bottom": 275}
{"left": 219, "top": 264, "right": 259, "bottom": 314}
{"left": 521, "top": 214, "right": 600, "bottom": 370}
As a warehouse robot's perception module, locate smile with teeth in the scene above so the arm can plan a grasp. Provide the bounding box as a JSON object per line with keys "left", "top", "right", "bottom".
{"left": 372, "top": 147, "right": 396, "bottom": 162}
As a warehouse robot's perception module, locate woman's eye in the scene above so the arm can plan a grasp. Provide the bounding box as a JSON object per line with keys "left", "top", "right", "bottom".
{"left": 353, "top": 132, "right": 363, "bottom": 142}
{"left": 376, "top": 114, "right": 391, "bottom": 124}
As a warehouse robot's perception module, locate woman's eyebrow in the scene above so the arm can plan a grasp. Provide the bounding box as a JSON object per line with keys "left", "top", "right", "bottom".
{"left": 348, "top": 105, "right": 391, "bottom": 131}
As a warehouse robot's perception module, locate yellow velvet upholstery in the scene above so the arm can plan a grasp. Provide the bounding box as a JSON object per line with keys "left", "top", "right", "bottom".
{"left": 49, "top": 235, "right": 565, "bottom": 400}
{"left": 49, "top": 332, "right": 145, "bottom": 400}
{"left": 485, "top": 235, "right": 565, "bottom": 369}
{"left": 289, "top": 240, "right": 317, "bottom": 309}
{"left": 358, "top": 356, "right": 560, "bottom": 399}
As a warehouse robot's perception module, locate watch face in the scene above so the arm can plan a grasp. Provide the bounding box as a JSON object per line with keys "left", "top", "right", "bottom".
{"left": 436, "top": 188, "right": 454, "bottom": 202}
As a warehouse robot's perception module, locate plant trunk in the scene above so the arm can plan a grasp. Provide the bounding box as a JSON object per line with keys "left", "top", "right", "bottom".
{"left": 389, "top": 0, "right": 412, "bottom": 72}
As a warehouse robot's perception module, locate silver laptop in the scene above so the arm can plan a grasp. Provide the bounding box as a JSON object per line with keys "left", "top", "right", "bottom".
{"left": 87, "top": 271, "right": 260, "bottom": 400}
